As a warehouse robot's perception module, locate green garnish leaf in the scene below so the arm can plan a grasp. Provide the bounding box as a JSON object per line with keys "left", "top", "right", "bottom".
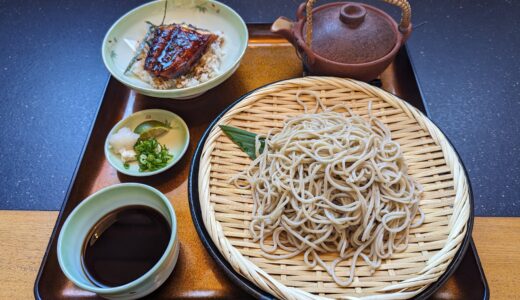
{"left": 219, "top": 125, "right": 265, "bottom": 160}
{"left": 123, "top": 162, "right": 129, "bottom": 169}
{"left": 134, "top": 138, "right": 173, "bottom": 172}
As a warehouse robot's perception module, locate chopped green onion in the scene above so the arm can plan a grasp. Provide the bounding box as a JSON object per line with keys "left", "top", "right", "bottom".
{"left": 134, "top": 138, "right": 173, "bottom": 172}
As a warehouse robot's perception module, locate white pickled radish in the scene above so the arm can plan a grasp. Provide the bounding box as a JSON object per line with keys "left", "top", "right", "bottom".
{"left": 120, "top": 149, "right": 137, "bottom": 163}
{"left": 109, "top": 127, "right": 139, "bottom": 154}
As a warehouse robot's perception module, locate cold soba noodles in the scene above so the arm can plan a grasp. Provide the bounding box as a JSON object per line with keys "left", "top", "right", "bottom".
{"left": 232, "top": 92, "right": 424, "bottom": 286}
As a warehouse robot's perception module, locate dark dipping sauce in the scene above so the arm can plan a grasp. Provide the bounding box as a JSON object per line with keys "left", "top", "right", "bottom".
{"left": 81, "top": 205, "right": 171, "bottom": 287}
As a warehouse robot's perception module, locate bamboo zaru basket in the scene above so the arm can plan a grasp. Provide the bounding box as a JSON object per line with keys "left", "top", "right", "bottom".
{"left": 197, "top": 77, "right": 471, "bottom": 299}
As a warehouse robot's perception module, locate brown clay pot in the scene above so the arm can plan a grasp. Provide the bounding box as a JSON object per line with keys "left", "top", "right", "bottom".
{"left": 271, "top": 0, "right": 413, "bottom": 82}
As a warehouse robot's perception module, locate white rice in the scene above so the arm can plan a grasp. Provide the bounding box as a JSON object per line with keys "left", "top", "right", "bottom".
{"left": 130, "top": 31, "right": 224, "bottom": 89}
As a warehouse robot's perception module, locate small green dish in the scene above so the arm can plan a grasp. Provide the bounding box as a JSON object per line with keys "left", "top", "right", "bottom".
{"left": 101, "top": 0, "right": 248, "bottom": 99}
{"left": 105, "top": 109, "right": 189, "bottom": 176}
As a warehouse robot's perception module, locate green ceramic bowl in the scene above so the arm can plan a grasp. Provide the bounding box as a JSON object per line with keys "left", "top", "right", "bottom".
{"left": 105, "top": 109, "right": 190, "bottom": 177}
{"left": 57, "top": 183, "right": 179, "bottom": 299}
{"left": 102, "top": 0, "right": 248, "bottom": 99}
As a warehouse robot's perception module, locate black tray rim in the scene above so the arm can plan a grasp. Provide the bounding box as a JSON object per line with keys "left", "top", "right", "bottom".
{"left": 33, "top": 75, "right": 112, "bottom": 300}
{"left": 405, "top": 45, "right": 489, "bottom": 299}
{"left": 187, "top": 77, "right": 476, "bottom": 300}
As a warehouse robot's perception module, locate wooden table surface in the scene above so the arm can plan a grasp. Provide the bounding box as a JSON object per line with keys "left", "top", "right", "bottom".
{"left": 0, "top": 211, "right": 518, "bottom": 299}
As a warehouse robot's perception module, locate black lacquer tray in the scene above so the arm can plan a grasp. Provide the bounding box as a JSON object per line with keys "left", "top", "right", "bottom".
{"left": 35, "top": 24, "right": 488, "bottom": 300}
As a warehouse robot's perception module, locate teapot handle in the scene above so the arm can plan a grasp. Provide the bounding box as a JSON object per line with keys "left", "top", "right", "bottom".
{"left": 303, "top": 0, "right": 412, "bottom": 47}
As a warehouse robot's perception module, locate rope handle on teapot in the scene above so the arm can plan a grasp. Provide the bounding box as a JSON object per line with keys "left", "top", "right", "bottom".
{"left": 304, "top": 0, "right": 412, "bottom": 47}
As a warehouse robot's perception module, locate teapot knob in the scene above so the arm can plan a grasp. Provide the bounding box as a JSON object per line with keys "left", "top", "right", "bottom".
{"left": 339, "top": 4, "right": 366, "bottom": 28}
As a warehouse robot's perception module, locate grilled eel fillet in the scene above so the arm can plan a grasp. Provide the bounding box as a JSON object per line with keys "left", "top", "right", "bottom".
{"left": 144, "top": 24, "right": 218, "bottom": 79}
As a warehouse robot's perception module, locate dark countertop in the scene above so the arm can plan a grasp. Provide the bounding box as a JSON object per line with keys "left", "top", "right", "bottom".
{"left": 0, "top": 0, "right": 518, "bottom": 215}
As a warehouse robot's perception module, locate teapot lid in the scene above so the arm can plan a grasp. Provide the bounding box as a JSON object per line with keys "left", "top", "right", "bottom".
{"left": 303, "top": 3, "right": 398, "bottom": 64}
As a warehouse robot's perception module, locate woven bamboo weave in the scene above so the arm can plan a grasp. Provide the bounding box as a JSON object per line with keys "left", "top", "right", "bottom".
{"left": 198, "top": 77, "right": 471, "bottom": 299}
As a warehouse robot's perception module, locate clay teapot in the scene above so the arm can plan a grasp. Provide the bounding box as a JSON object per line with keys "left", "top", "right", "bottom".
{"left": 271, "top": 0, "right": 412, "bottom": 81}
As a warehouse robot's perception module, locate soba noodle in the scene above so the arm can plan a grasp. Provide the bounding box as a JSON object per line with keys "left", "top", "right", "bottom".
{"left": 232, "top": 92, "right": 424, "bottom": 286}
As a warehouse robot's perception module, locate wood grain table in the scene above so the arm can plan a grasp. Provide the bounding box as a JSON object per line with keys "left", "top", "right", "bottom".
{"left": 0, "top": 211, "right": 518, "bottom": 299}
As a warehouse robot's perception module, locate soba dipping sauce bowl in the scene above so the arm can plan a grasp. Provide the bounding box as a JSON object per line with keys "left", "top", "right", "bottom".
{"left": 57, "top": 183, "right": 179, "bottom": 300}
{"left": 271, "top": 0, "right": 413, "bottom": 81}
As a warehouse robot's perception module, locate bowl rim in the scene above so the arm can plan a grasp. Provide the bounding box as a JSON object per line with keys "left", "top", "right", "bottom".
{"left": 101, "top": 0, "right": 248, "bottom": 95}
{"left": 104, "top": 108, "right": 190, "bottom": 177}
{"left": 57, "top": 182, "right": 178, "bottom": 294}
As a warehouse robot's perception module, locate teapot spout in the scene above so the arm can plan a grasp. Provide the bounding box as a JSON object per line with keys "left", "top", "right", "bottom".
{"left": 271, "top": 17, "right": 296, "bottom": 45}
